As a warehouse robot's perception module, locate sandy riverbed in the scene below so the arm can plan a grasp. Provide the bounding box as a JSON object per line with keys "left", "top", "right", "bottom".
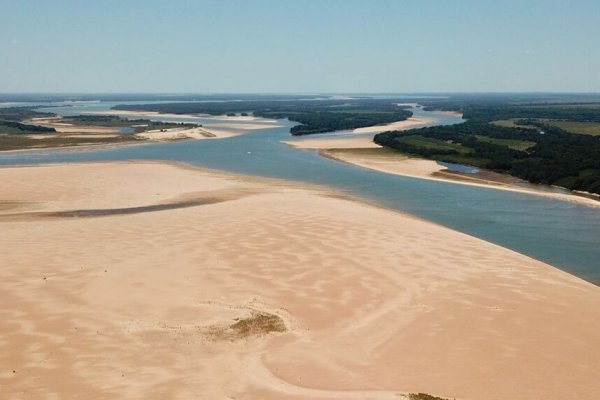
{"left": 1, "top": 161, "right": 599, "bottom": 400}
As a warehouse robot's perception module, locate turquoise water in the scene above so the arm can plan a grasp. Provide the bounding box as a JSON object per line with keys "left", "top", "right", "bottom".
{"left": 2, "top": 103, "right": 599, "bottom": 285}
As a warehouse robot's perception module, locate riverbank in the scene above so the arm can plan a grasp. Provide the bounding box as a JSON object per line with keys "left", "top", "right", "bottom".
{"left": 321, "top": 147, "right": 600, "bottom": 207}
{"left": 1, "top": 161, "right": 599, "bottom": 400}
{"left": 284, "top": 133, "right": 600, "bottom": 207}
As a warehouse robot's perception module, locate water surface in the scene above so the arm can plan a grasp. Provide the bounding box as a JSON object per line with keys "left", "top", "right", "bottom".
{"left": 2, "top": 103, "right": 599, "bottom": 285}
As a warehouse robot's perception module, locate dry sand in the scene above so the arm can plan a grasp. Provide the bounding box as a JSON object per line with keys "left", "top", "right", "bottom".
{"left": 1, "top": 161, "right": 599, "bottom": 400}
{"left": 28, "top": 117, "right": 122, "bottom": 135}
{"left": 283, "top": 136, "right": 381, "bottom": 149}
{"left": 134, "top": 127, "right": 216, "bottom": 141}
{"left": 283, "top": 115, "right": 434, "bottom": 150}
{"left": 352, "top": 116, "right": 434, "bottom": 134}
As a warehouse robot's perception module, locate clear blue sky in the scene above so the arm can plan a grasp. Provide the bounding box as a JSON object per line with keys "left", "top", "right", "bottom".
{"left": 1, "top": 0, "right": 599, "bottom": 93}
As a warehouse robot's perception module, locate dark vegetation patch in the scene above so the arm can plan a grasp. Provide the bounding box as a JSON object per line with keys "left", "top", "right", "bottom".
{"left": 408, "top": 393, "right": 450, "bottom": 400}
{"left": 0, "top": 106, "right": 57, "bottom": 134}
{"left": 0, "top": 106, "right": 55, "bottom": 121}
{"left": 207, "top": 312, "right": 286, "bottom": 341}
{"left": 375, "top": 121, "right": 600, "bottom": 194}
{"left": 229, "top": 313, "right": 286, "bottom": 337}
{"left": 0, "top": 134, "right": 141, "bottom": 151}
{"left": 0, "top": 120, "right": 56, "bottom": 134}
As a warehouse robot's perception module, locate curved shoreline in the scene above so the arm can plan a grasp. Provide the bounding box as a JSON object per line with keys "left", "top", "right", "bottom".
{"left": 317, "top": 147, "right": 600, "bottom": 208}
{"left": 1, "top": 160, "right": 599, "bottom": 400}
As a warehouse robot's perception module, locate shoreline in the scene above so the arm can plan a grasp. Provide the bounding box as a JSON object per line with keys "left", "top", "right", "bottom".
{"left": 1, "top": 111, "right": 285, "bottom": 153}
{"left": 319, "top": 148, "right": 600, "bottom": 208}
{"left": 1, "top": 160, "right": 599, "bottom": 400}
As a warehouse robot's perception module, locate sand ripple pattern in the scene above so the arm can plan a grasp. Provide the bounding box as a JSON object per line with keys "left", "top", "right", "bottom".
{"left": 1, "top": 162, "right": 599, "bottom": 400}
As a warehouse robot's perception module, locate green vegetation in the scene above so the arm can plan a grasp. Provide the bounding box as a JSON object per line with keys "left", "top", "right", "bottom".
{"left": 492, "top": 118, "right": 600, "bottom": 137}
{"left": 373, "top": 95, "right": 600, "bottom": 194}
{"left": 0, "top": 106, "right": 57, "bottom": 134}
{"left": 0, "top": 135, "right": 142, "bottom": 152}
{"left": 490, "top": 118, "right": 538, "bottom": 130}
{"left": 474, "top": 135, "right": 535, "bottom": 151}
{"left": 0, "top": 106, "right": 55, "bottom": 121}
{"left": 0, "top": 120, "right": 56, "bottom": 134}
{"left": 535, "top": 120, "right": 600, "bottom": 136}
{"left": 393, "top": 135, "right": 472, "bottom": 154}
{"left": 375, "top": 121, "right": 600, "bottom": 194}
{"left": 286, "top": 110, "right": 411, "bottom": 135}
{"left": 63, "top": 115, "right": 200, "bottom": 133}
{"left": 112, "top": 99, "right": 413, "bottom": 135}
{"left": 462, "top": 105, "right": 600, "bottom": 123}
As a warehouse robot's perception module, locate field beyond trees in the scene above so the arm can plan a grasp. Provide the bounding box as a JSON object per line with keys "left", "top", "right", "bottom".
{"left": 375, "top": 95, "right": 600, "bottom": 195}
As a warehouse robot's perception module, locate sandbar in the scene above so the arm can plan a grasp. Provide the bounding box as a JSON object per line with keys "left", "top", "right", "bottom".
{"left": 1, "top": 161, "right": 599, "bottom": 399}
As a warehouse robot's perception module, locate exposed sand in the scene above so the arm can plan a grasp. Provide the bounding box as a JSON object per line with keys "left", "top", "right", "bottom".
{"left": 325, "top": 149, "right": 446, "bottom": 177}
{"left": 283, "top": 136, "right": 381, "bottom": 149}
{"left": 135, "top": 127, "right": 215, "bottom": 141}
{"left": 28, "top": 117, "right": 121, "bottom": 134}
{"left": 282, "top": 115, "right": 434, "bottom": 150}
{"left": 322, "top": 148, "right": 600, "bottom": 207}
{"left": 352, "top": 116, "right": 434, "bottom": 134}
{"left": 283, "top": 114, "right": 434, "bottom": 150}
{"left": 1, "top": 161, "right": 599, "bottom": 400}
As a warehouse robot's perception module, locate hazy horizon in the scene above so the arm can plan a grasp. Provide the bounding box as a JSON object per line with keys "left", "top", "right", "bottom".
{"left": 1, "top": 0, "right": 599, "bottom": 93}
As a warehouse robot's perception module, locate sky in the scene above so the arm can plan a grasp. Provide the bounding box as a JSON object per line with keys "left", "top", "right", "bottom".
{"left": 1, "top": 0, "right": 599, "bottom": 93}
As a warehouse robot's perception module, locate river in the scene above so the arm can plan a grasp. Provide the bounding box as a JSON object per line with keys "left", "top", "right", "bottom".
{"left": 1, "top": 102, "right": 599, "bottom": 285}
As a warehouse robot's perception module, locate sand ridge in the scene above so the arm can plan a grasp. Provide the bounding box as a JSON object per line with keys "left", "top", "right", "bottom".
{"left": 1, "top": 161, "right": 599, "bottom": 400}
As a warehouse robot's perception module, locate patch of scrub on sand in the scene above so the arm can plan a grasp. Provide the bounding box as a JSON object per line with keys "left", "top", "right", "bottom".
{"left": 209, "top": 312, "right": 287, "bottom": 341}
{"left": 409, "top": 393, "right": 450, "bottom": 400}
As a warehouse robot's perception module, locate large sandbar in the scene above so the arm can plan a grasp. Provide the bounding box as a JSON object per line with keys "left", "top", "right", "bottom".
{"left": 1, "top": 162, "right": 599, "bottom": 399}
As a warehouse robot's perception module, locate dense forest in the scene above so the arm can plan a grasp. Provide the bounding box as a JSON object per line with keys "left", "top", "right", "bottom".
{"left": 113, "top": 99, "right": 412, "bottom": 135}
{"left": 419, "top": 94, "right": 600, "bottom": 123}
{"left": 374, "top": 121, "right": 600, "bottom": 194}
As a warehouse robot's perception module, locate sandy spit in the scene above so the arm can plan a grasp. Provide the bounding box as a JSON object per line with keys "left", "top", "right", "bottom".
{"left": 1, "top": 161, "right": 599, "bottom": 400}
{"left": 321, "top": 148, "right": 600, "bottom": 208}
{"left": 352, "top": 116, "right": 434, "bottom": 133}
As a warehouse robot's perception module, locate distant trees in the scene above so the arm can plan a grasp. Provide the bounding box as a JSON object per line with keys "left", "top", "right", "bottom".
{"left": 113, "top": 99, "right": 413, "bottom": 135}
{"left": 0, "top": 120, "right": 56, "bottom": 133}
{"left": 374, "top": 121, "right": 600, "bottom": 194}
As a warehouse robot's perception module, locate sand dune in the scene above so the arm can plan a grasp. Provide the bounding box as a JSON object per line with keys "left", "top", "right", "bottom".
{"left": 1, "top": 162, "right": 599, "bottom": 400}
